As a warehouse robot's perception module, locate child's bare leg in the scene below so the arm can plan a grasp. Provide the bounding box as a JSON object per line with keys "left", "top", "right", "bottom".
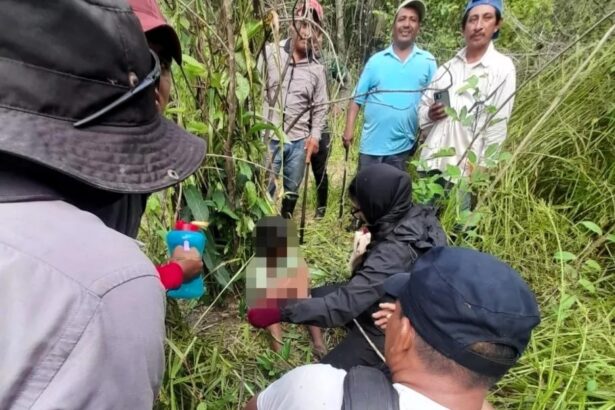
{"left": 267, "top": 323, "right": 283, "bottom": 352}
{"left": 308, "top": 325, "right": 327, "bottom": 359}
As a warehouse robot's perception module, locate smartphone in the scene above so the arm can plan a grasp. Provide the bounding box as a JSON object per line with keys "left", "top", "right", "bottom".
{"left": 434, "top": 89, "right": 450, "bottom": 108}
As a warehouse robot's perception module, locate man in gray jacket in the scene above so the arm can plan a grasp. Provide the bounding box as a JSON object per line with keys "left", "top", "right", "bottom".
{"left": 263, "top": 1, "right": 328, "bottom": 218}
{"left": 0, "top": 1, "right": 205, "bottom": 408}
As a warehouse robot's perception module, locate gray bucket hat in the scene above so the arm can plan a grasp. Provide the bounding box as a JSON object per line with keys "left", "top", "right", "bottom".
{"left": 0, "top": 0, "right": 206, "bottom": 194}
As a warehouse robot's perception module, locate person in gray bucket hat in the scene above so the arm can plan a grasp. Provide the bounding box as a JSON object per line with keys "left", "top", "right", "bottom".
{"left": 0, "top": 0, "right": 205, "bottom": 408}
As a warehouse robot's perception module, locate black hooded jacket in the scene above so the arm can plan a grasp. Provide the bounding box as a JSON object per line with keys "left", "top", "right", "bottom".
{"left": 281, "top": 164, "right": 447, "bottom": 328}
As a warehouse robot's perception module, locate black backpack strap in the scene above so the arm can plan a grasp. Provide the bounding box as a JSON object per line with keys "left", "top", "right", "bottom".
{"left": 341, "top": 366, "right": 400, "bottom": 410}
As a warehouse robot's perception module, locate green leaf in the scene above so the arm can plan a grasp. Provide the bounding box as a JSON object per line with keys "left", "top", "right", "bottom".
{"left": 245, "top": 19, "right": 264, "bottom": 39}
{"left": 235, "top": 73, "right": 250, "bottom": 103}
{"left": 558, "top": 293, "right": 577, "bottom": 314}
{"left": 607, "top": 234, "right": 615, "bottom": 243}
{"left": 584, "top": 259, "right": 601, "bottom": 271}
{"left": 578, "top": 278, "right": 596, "bottom": 294}
{"left": 240, "top": 23, "right": 253, "bottom": 84}
{"left": 221, "top": 206, "right": 240, "bottom": 220}
{"left": 248, "top": 122, "right": 281, "bottom": 137}
{"left": 146, "top": 194, "right": 161, "bottom": 213}
{"left": 444, "top": 106, "right": 459, "bottom": 121}
{"left": 456, "top": 75, "right": 479, "bottom": 94}
{"left": 586, "top": 379, "right": 598, "bottom": 392}
{"left": 257, "top": 197, "right": 274, "bottom": 215}
{"left": 212, "top": 190, "right": 226, "bottom": 210}
{"left": 465, "top": 211, "right": 482, "bottom": 227}
{"left": 179, "top": 16, "right": 190, "bottom": 31}
{"left": 238, "top": 161, "right": 253, "bottom": 180}
{"left": 196, "top": 403, "right": 207, "bottom": 410}
{"left": 484, "top": 143, "right": 499, "bottom": 159}
{"left": 202, "top": 237, "right": 231, "bottom": 286}
{"left": 467, "top": 150, "right": 478, "bottom": 165}
{"left": 554, "top": 251, "right": 577, "bottom": 262}
{"left": 579, "top": 221, "right": 602, "bottom": 235}
{"left": 459, "top": 105, "right": 468, "bottom": 121}
{"left": 461, "top": 114, "right": 474, "bottom": 127}
{"left": 485, "top": 105, "right": 497, "bottom": 114}
{"left": 280, "top": 340, "right": 291, "bottom": 360}
{"left": 182, "top": 54, "right": 206, "bottom": 77}
{"left": 428, "top": 182, "right": 445, "bottom": 197}
{"left": 184, "top": 185, "right": 210, "bottom": 221}
{"left": 245, "top": 181, "right": 258, "bottom": 207}
{"left": 432, "top": 147, "right": 456, "bottom": 158}
{"left": 445, "top": 164, "right": 461, "bottom": 178}
{"left": 309, "top": 268, "right": 326, "bottom": 280}
{"left": 164, "top": 106, "right": 186, "bottom": 115}
{"left": 187, "top": 121, "right": 207, "bottom": 135}
{"left": 498, "top": 151, "right": 512, "bottom": 161}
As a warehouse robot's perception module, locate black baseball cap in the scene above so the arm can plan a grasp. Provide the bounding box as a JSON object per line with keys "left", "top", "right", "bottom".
{"left": 384, "top": 247, "right": 540, "bottom": 377}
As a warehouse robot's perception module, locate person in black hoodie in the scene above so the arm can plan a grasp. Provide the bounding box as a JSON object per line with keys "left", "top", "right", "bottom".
{"left": 247, "top": 163, "right": 447, "bottom": 369}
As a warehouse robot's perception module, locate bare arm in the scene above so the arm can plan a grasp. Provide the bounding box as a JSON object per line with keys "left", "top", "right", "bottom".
{"left": 244, "top": 395, "right": 258, "bottom": 410}
{"left": 342, "top": 100, "right": 361, "bottom": 148}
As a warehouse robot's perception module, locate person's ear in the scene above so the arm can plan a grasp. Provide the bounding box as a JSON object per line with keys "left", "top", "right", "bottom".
{"left": 399, "top": 316, "right": 415, "bottom": 352}
{"left": 154, "top": 88, "right": 162, "bottom": 113}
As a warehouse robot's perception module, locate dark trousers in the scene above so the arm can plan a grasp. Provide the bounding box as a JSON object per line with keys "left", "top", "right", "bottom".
{"left": 310, "top": 132, "right": 330, "bottom": 210}
{"left": 358, "top": 145, "right": 416, "bottom": 172}
{"left": 311, "top": 284, "right": 387, "bottom": 371}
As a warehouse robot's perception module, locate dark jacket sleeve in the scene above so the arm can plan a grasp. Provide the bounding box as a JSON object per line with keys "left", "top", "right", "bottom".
{"left": 280, "top": 239, "right": 417, "bottom": 327}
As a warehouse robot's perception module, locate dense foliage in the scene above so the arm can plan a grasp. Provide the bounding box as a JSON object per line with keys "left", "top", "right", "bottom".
{"left": 139, "top": 1, "right": 615, "bottom": 408}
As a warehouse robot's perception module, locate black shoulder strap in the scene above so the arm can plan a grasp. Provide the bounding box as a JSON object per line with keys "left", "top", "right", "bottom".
{"left": 342, "top": 366, "right": 400, "bottom": 410}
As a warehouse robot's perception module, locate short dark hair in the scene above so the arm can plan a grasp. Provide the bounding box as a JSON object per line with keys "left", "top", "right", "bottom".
{"left": 461, "top": 9, "right": 501, "bottom": 30}
{"left": 415, "top": 334, "right": 516, "bottom": 389}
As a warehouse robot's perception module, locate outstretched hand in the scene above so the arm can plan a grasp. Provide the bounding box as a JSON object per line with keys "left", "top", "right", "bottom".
{"left": 372, "top": 302, "right": 396, "bottom": 331}
{"left": 247, "top": 307, "right": 282, "bottom": 329}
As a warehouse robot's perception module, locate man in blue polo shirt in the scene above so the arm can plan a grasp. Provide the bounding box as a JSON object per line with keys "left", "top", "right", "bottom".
{"left": 343, "top": 0, "right": 436, "bottom": 171}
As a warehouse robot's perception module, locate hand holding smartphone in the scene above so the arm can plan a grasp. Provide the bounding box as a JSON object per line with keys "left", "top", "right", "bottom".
{"left": 434, "top": 89, "right": 450, "bottom": 107}
{"left": 429, "top": 89, "right": 450, "bottom": 122}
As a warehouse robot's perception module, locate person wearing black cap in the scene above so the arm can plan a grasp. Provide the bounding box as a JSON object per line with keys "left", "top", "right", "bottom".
{"left": 244, "top": 247, "right": 540, "bottom": 410}
{"left": 124, "top": 0, "right": 205, "bottom": 290}
{"left": 0, "top": 1, "right": 205, "bottom": 408}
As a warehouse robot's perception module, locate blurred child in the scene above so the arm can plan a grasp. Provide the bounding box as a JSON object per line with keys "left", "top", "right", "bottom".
{"left": 246, "top": 216, "right": 327, "bottom": 358}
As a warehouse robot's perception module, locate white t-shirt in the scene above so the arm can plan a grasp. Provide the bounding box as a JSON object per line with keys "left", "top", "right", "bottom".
{"left": 257, "top": 364, "right": 449, "bottom": 410}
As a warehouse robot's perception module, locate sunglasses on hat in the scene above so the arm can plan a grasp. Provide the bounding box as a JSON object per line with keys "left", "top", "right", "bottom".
{"left": 74, "top": 49, "right": 161, "bottom": 128}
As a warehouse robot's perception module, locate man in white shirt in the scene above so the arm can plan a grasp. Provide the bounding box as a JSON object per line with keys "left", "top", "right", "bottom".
{"left": 418, "top": 0, "right": 515, "bottom": 210}
{"left": 244, "top": 247, "right": 540, "bottom": 410}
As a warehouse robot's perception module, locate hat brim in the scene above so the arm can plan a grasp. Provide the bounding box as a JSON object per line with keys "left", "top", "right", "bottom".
{"left": 383, "top": 272, "right": 412, "bottom": 297}
{"left": 134, "top": 11, "right": 182, "bottom": 64}
{"left": 0, "top": 107, "right": 205, "bottom": 194}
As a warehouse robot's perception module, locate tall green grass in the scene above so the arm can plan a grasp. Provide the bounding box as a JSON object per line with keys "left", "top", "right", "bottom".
{"left": 148, "top": 8, "right": 615, "bottom": 410}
